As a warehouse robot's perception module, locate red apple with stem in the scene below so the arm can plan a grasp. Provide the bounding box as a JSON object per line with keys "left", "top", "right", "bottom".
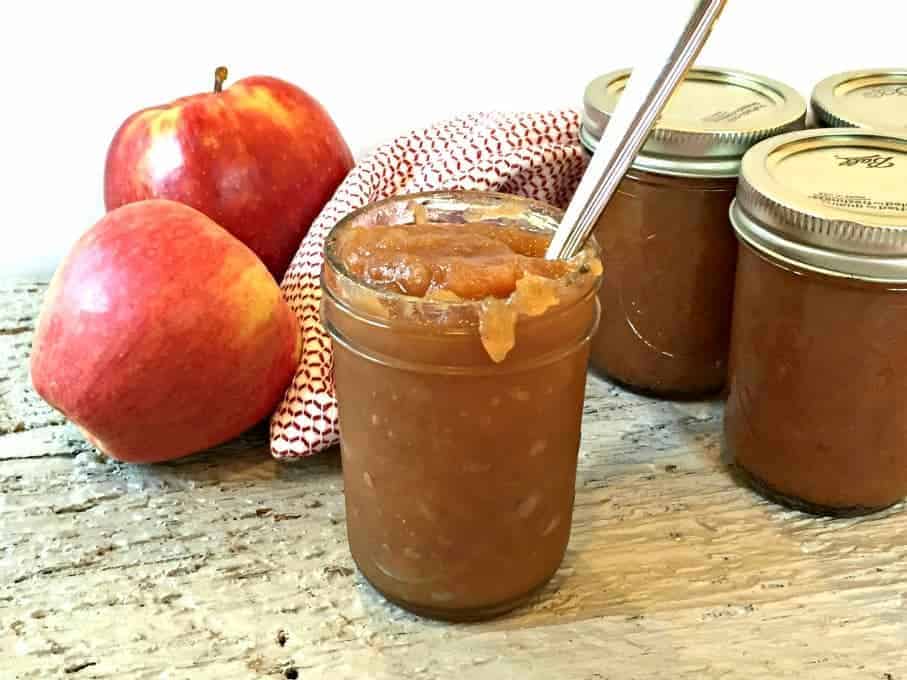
{"left": 104, "top": 67, "right": 354, "bottom": 281}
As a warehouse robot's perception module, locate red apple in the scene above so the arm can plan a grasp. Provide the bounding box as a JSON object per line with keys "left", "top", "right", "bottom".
{"left": 104, "top": 67, "right": 353, "bottom": 281}
{"left": 30, "top": 199, "right": 301, "bottom": 463}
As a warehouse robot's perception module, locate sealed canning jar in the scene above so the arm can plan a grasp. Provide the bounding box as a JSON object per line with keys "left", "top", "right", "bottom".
{"left": 726, "top": 129, "right": 907, "bottom": 516}
{"left": 582, "top": 67, "right": 806, "bottom": 397}
{"left": 811, "top": 68, "right": 907, "bottom": 131}
{"left": 321, "top": 191, "right": 602, "bottom": 620}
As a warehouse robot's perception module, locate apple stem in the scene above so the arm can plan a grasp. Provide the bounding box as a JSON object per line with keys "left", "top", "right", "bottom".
{"left": 214, "top": 66, "right": 228, "bottom": 93}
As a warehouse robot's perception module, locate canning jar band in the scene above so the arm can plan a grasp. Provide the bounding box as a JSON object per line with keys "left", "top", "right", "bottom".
{"left": 578, "top": 129, "right": 741, "bottom": 179}
{"left": 323, "top": 299, "right": 601, "bottom": 377}
{"left": 730, "top": 199, "right": 907, "bottom": 284}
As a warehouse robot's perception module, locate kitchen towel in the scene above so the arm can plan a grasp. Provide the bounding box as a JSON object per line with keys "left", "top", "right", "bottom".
{"left": 270, "top": 109, "right": 587, "bottom": 458}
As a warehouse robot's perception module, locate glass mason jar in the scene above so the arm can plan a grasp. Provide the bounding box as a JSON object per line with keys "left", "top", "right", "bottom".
{"left": 811, "top": 68, "right": 907, "bottom": 130}
{"left": 321, "top": 191, "right": 602, "bottom": 620}
{"left": 580, "top": 67, "right": 806, "bottom": 397}
{"left": 726, "top": 129, "right": 907, "bottom": 516}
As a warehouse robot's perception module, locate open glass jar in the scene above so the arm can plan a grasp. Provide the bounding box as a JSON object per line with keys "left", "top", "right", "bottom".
{"left": 321, "top": 191, "right": 602, "bottom": 620}
{"left": 726, "top": 129, "right": 907, "bottom": 516}
{"left": 811, "top": 68, "right": 907, "bottom": 131}
{"left": 581, "top": 67, "right": 806, "bottom": 397}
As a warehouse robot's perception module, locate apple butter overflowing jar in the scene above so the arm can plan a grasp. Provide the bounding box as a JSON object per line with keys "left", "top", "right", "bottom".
{"left": 581, "top": 67, "right": 806, "bottom": 397}
{"left": 811, "top": 68, "right": 907, "bottom": 131}
{"left": 726, "top": 129, "right": 907, "bottom": 516}
{"left": 321, "top": 191, "right": 602, "bottom": 620}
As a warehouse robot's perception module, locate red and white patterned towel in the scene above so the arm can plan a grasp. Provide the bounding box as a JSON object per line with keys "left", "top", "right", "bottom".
{"left": 270, "top": 109, "right": 587, "bottom": 459}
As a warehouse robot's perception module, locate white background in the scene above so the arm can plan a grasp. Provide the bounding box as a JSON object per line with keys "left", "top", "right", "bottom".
{"left": 2, "top": 0, "right": 904, "bottom": 279}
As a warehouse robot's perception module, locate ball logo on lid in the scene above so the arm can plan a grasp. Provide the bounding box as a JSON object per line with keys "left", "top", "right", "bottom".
{"left": 834, "top": 153, "right": 896, "bottom": 169}
{"left": 862, "top": 85, "right": 907, "bottom": 98}
{"left": 701, "top": 102, "right": 768, "bottom": 124}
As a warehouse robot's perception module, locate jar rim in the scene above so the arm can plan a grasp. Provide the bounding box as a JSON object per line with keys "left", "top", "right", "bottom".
{"left": 323, "top": 285, "right": 601, "bottom": 374}
{"left": 322, "top": 191, "right": 602, "bottom": 331}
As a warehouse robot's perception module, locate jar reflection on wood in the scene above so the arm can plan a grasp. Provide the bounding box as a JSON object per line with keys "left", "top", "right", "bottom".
{"left": 726, "top": 129, "right": 907, "bottom": 516}
{"left": 581, "top": 67, "right": 806, "bottom": 397}
{"left": 321, "top": 191, "right": 602, "bottom": 621}
{"left": 811, "top": 68, "right": 907, "bottom": 131}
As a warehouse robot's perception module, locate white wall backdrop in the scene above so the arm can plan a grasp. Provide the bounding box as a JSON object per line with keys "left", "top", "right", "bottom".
{"left": 3, "top": 0, "right": 905, "bottom": 279}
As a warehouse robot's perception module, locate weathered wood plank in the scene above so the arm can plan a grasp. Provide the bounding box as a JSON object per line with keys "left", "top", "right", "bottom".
{"left": 2, "top": 280, "right": 906, "bottom": 679}
{"left": 0, "top": 282, "right": 63, "bottom": 439}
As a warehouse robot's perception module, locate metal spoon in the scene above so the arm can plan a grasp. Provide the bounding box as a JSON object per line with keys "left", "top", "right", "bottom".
{"left": 545, "top": 0, "right": 728, "bottom": 260}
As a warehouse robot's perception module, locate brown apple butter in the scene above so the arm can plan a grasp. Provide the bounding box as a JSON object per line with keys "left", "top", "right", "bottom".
{"left": 726, "top": 129, "right": 907, "bottom": 515}
{"left": 581, "top": 67, "right": 806, "bottom": 396}
{"left": 811, "top": 68, "right": 907, "bottom": 132}
{"left": 321, "top": 191, "right": 602, "bottom": 620}
{"left": 334, "top": 222, "right": 572, "bottom": 300}
{"left": 590, "top": 170, "right": 739, "bottom": 396}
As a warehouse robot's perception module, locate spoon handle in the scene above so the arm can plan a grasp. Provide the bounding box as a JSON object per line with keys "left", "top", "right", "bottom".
{"left": 546, "top": 0, "right": 727, "bottom": 260}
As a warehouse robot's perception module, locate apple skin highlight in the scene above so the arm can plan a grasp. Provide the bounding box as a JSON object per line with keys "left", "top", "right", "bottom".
{"left": 104, "top": 71, "right": 354, "bottom": 281}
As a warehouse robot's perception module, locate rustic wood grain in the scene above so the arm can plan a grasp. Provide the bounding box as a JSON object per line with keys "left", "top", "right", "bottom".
{"left": 2, "top": 280, "right": 906, "bottom": 679}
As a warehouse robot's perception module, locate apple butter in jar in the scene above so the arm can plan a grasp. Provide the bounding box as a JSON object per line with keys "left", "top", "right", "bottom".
{"left": 581, "top": 68, "right": 806, "bottom": 397}
{"left": 811, "top": 68, "right": 907, "bottom": 131}
{"left": 726, "top": 129, "right": 907, "bottom": 516}
{"left": 321, "top": 191, "right": 602, "bottom": 620}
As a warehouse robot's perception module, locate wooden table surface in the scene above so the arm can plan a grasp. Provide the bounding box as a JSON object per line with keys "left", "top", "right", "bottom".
{"left": 3, "top": 280, "right": 906, "bottom": 679}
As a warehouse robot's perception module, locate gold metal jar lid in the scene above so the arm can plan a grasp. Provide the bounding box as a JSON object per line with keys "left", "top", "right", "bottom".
{"left": 581, "top": 67, "right": 806, "bottom": 177}
{"left": 731, "top": 129, "right": 907, "bottom": 281}
{"left": 811, "top": 68, "right": 907, "bottom": 131}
